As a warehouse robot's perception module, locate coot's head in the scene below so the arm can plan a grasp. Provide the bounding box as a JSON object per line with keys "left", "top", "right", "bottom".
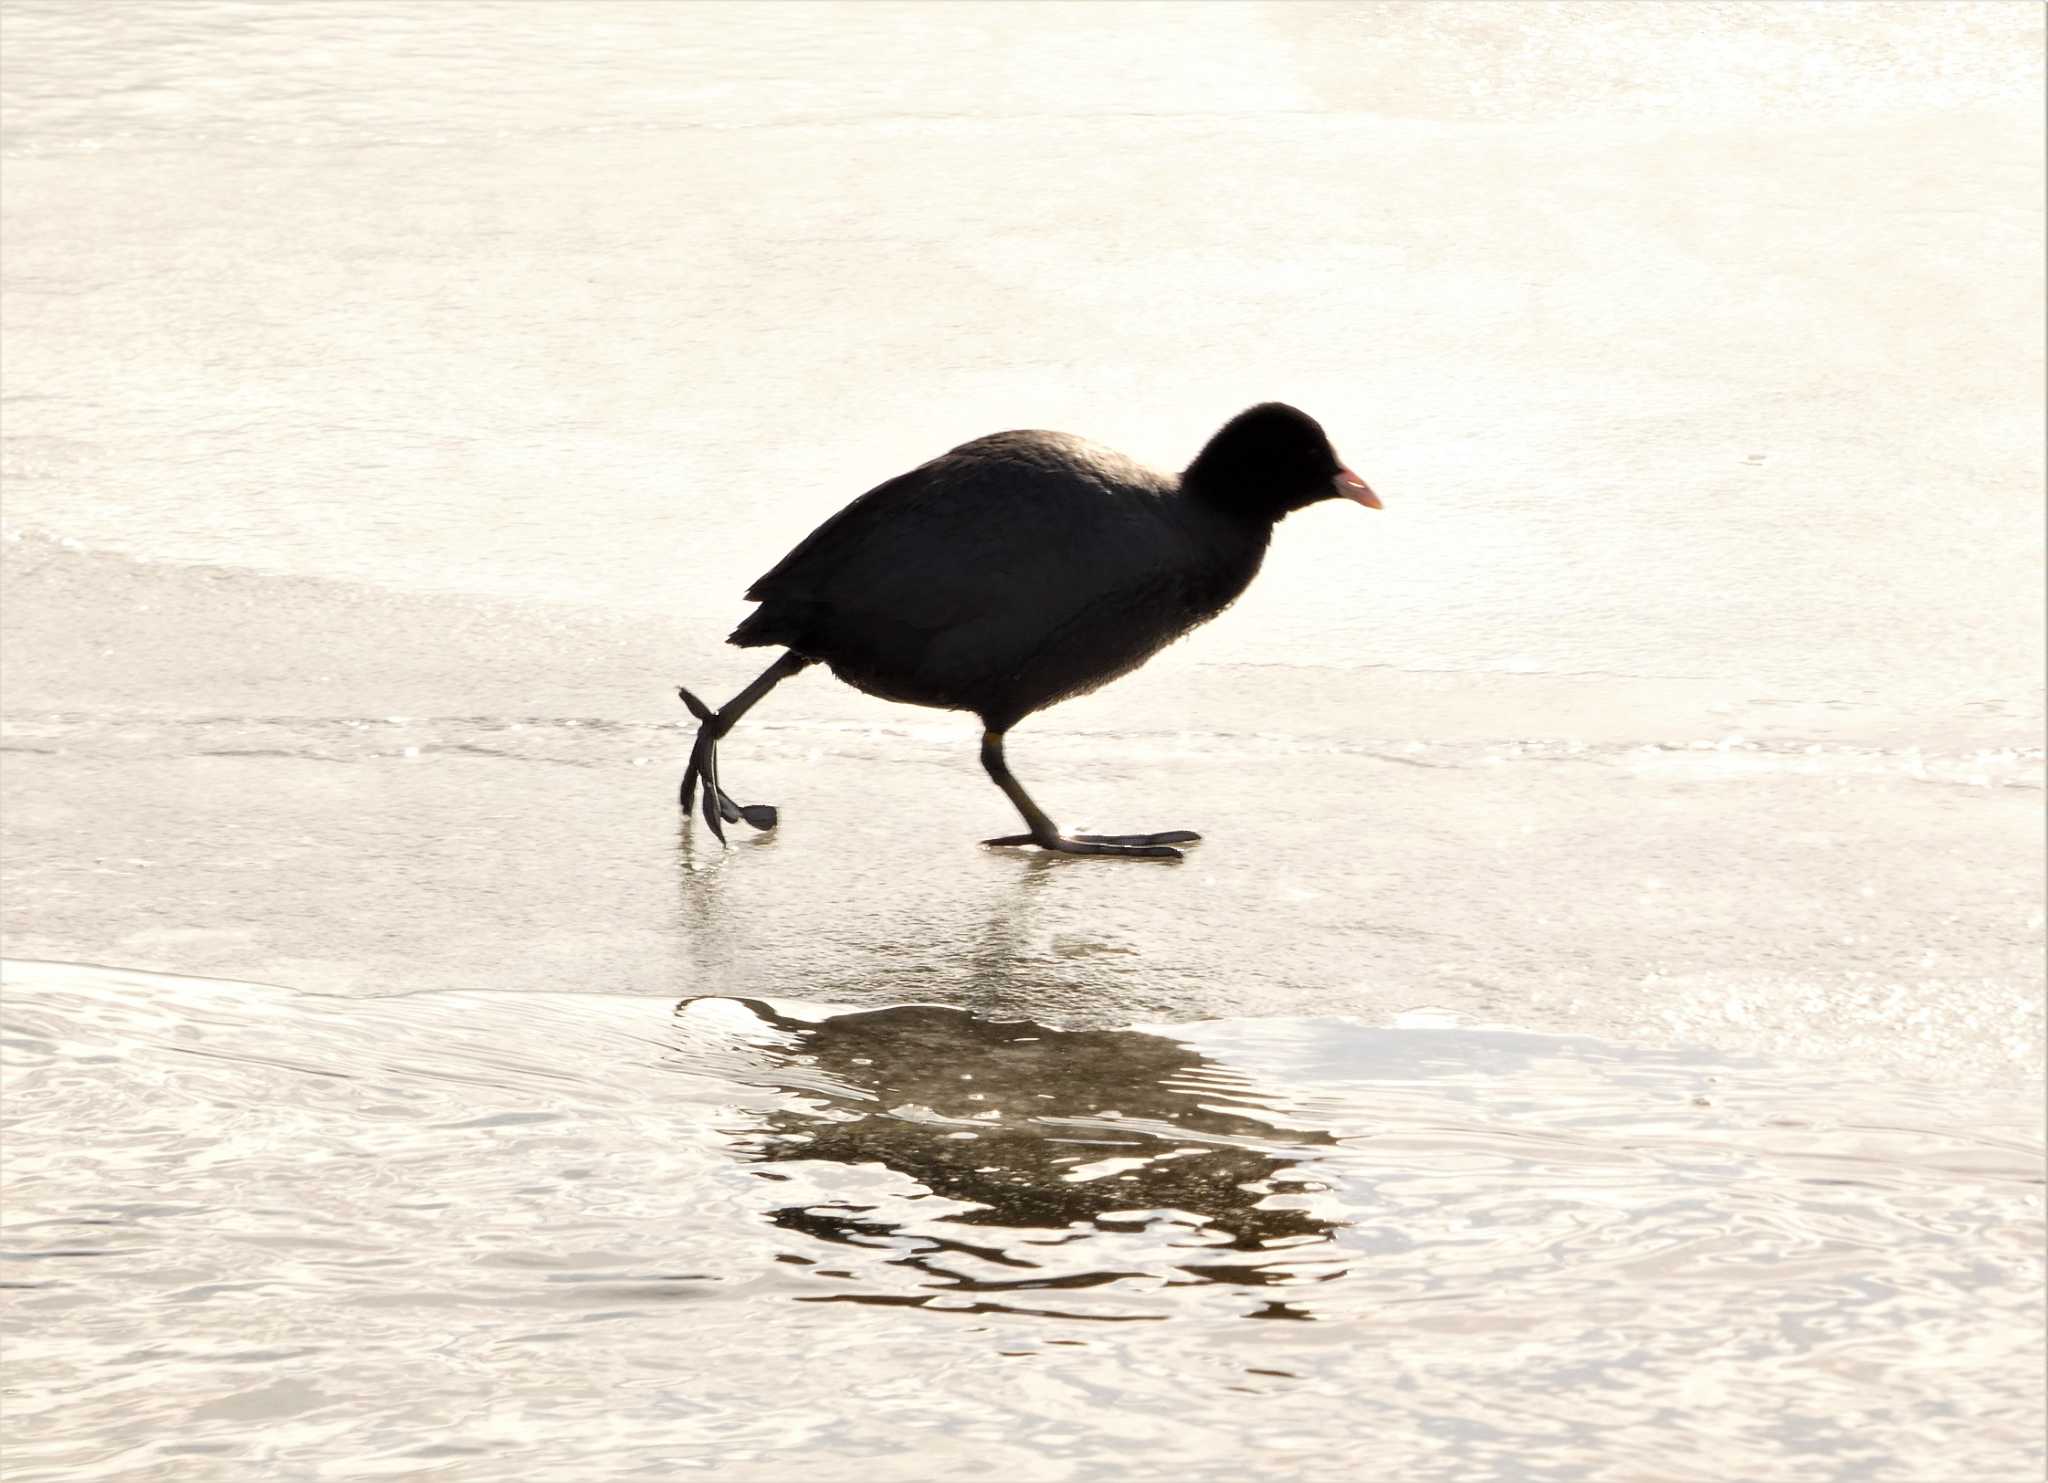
{"left": 1183, "top": 403, "right": 1380, "bottom": 522}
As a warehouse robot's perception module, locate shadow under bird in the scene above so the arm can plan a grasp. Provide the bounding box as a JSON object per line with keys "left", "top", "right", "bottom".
{"left": 678, "top": 402, "right": 1381, "bottom": 859}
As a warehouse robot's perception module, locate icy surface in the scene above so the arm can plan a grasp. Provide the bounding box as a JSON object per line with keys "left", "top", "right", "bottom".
{"left": 2, "top": 4, "right": 2041, "bottom": 1480}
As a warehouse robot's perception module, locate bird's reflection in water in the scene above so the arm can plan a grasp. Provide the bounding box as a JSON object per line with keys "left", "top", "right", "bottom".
{"left": 674, "top": 996, "right": 1350, "bottom": 1320}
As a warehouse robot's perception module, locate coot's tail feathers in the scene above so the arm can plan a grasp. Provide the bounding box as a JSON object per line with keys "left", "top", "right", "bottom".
{"left": 726, "top": 607, "right": 780, "bottom": 649}
{"left": 727, "top": 600, "right": 819, "bottom": 652}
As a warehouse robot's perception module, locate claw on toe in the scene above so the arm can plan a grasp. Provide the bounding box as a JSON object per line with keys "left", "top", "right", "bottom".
{"left": 694, "top": 737, "right": 727, "bottom": 843}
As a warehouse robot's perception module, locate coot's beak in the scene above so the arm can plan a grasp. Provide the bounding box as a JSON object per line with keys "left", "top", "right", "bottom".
{"left": 1334, "top": 466, "right": 1381, "bottom": 509}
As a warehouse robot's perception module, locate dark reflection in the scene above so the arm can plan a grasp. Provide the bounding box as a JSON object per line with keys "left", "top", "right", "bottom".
{"left": 673, "top": 996, "right": 1348, "bottom": 1316}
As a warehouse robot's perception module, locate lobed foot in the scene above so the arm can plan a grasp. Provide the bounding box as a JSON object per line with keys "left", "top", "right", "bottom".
{"left": 677, "top": 686, "right": 779, "bottom": 843}
{"left": 982, "top": 830, "right": 1198, "bottom": 859}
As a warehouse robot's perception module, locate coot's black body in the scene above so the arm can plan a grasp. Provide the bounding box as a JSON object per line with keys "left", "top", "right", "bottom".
{"left": 732, "top": 432, "right": 1272, "bottom": 731}
{"left": 678, "top": 403, "right": 1379, "bottom": 859}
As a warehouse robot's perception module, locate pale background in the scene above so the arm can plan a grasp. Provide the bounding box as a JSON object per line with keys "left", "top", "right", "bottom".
{"left": 2, "top": 4, "right": 2042, "bottom": 1480}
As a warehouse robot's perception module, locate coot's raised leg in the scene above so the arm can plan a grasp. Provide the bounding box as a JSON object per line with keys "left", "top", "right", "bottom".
{"left": 678, "top": 650, "right": 810, "bottom": 844}
{"left": 976, "top": 730, "right": 1197, "bottom": 860}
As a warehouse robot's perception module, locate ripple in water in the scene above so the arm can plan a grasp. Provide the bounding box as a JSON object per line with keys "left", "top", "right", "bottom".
{"left": 2, "top": 961, "right": 2040, "bottom": 1482}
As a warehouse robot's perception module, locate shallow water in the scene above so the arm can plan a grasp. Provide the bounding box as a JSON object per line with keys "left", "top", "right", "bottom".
{"left": 2, "top": 2, "right": 2044, "bottom": 1479}
{"left": 5, "top": 961, "right": 2040, "bottom": 1482}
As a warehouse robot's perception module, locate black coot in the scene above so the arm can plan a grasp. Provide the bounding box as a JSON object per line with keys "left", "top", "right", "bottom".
{"left": 678, "top": 402, "right": 1381, "bottom": 859}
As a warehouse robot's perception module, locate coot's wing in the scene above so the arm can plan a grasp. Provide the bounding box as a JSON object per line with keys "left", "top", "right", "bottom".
{"left": 736, "top": 432, "right": 1173, "bottom": 656}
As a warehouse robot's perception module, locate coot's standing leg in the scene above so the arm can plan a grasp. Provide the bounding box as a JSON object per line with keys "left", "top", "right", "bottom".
{"left": 678, "top": 650, "right": 810, "bottom": 843}
{"left": 977, "top": 730, "right": 1199, "bottom": 860}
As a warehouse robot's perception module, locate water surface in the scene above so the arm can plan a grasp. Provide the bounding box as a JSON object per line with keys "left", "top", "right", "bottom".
{"left": 5, "top": 962, "right": 2040, "bottom": 1481}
